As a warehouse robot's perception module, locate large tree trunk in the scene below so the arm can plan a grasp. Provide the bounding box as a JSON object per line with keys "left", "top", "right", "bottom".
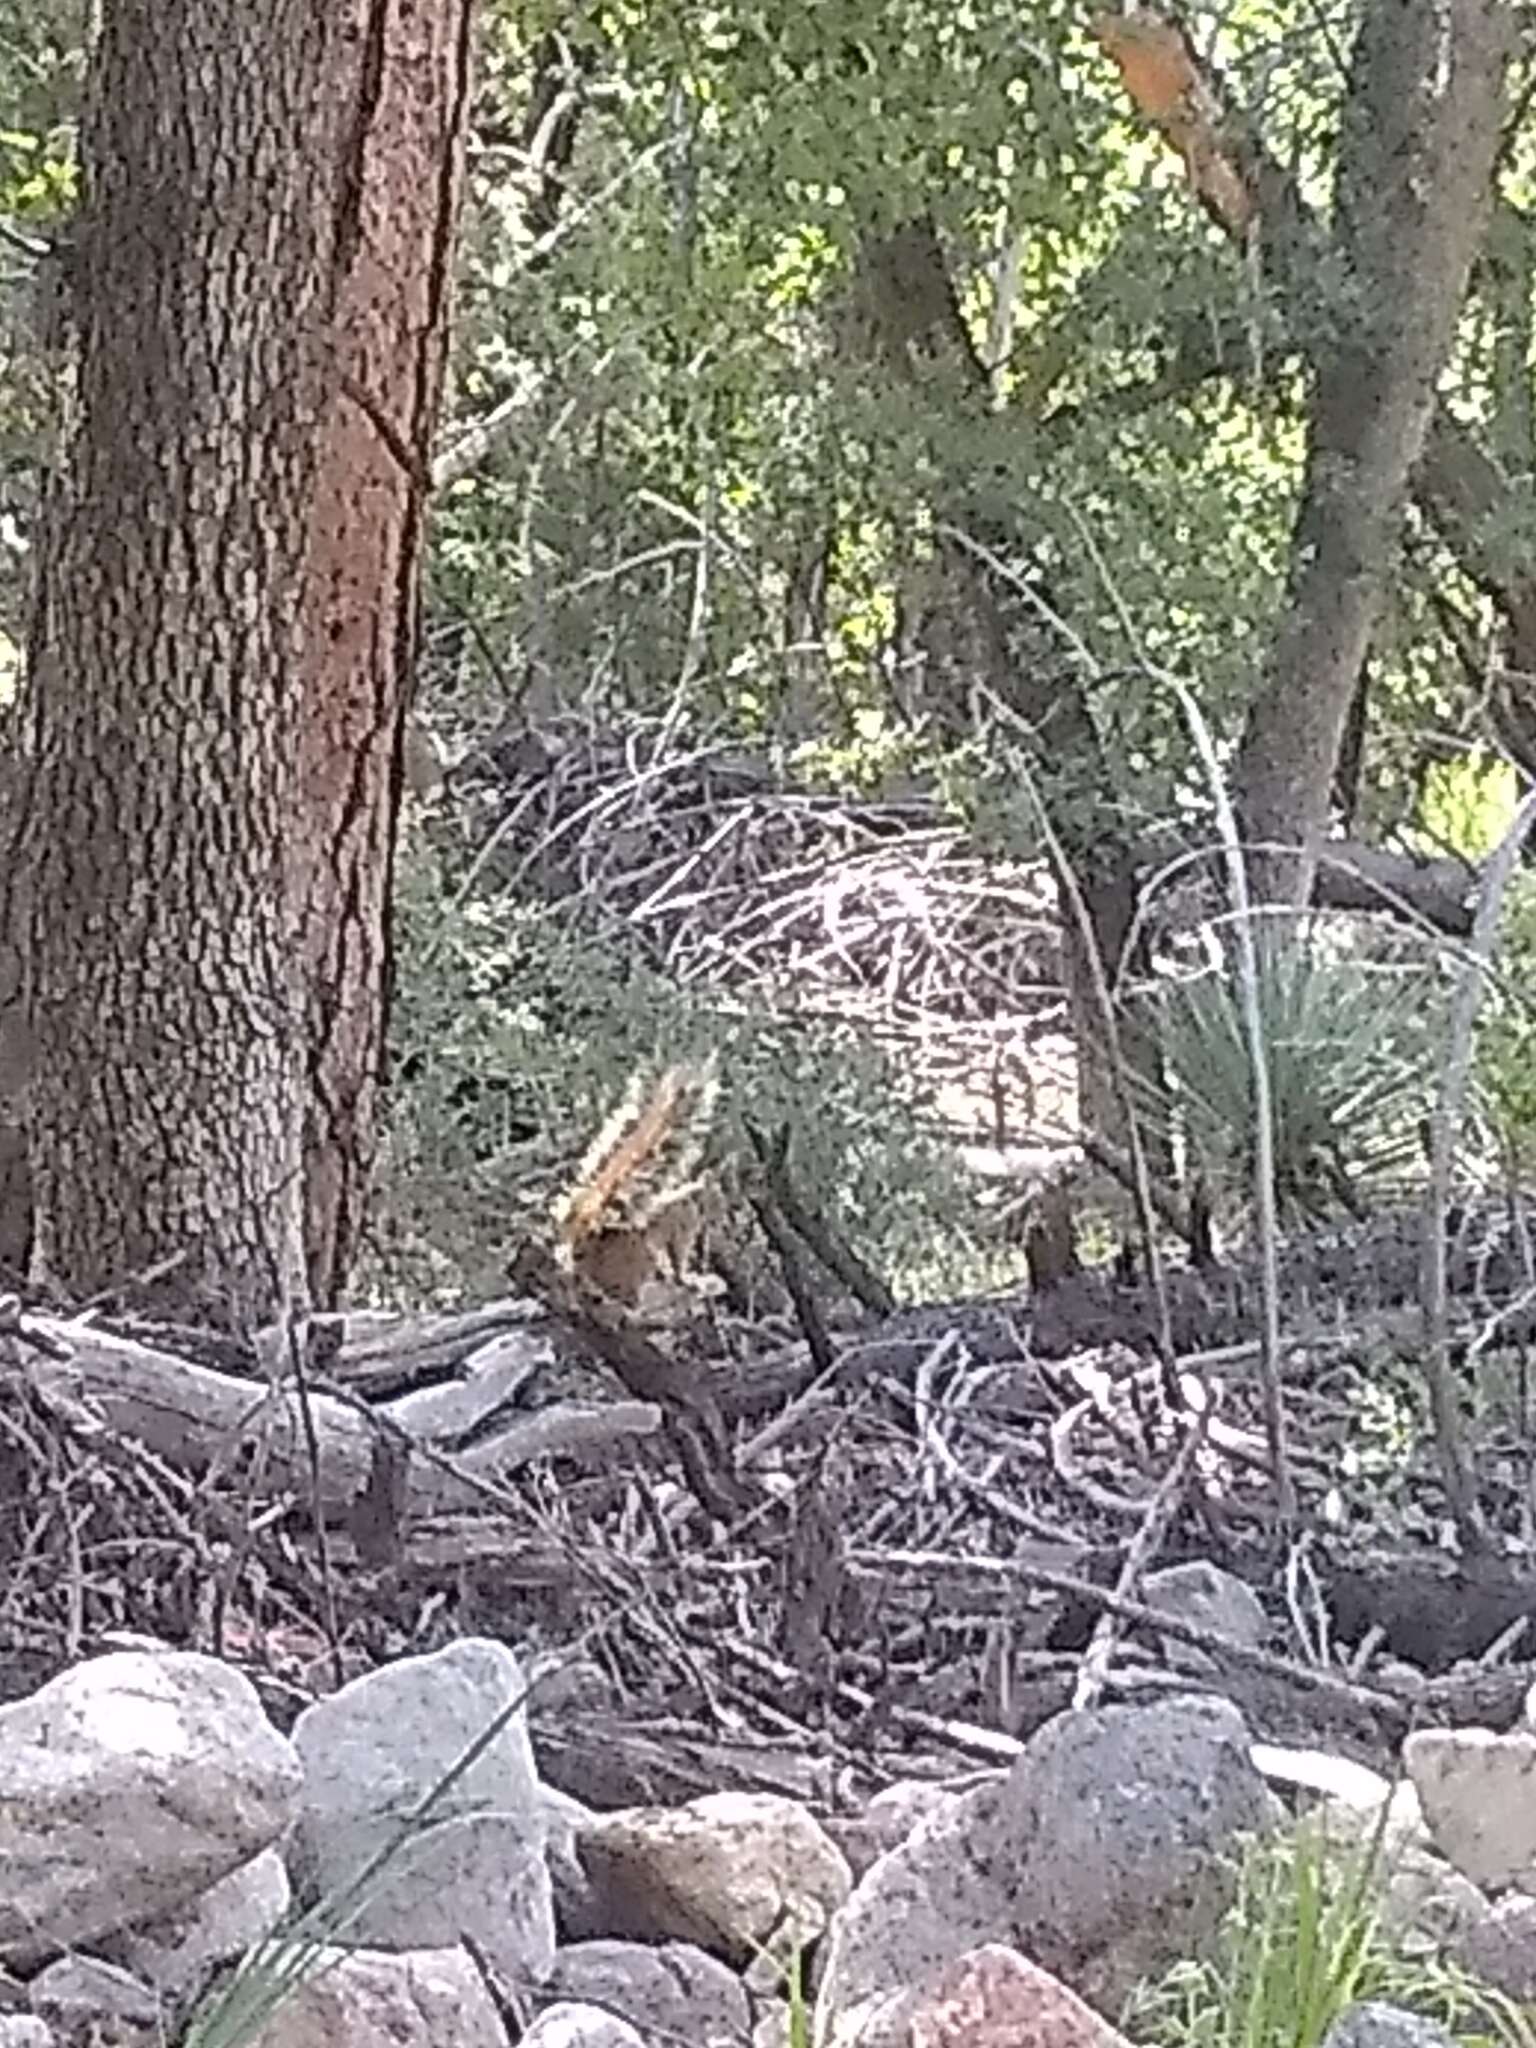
{"left": 1, "top": 0, "right": 470, "bottom": 1326}
{"left": 7, "top": 0, "right": 346, "bottom": 1329}
{"left": 297, "top": 0, "right": 471, "bottom": 1307}
{"left": 1233, "top": 0, "right": 1510, "bottom": 903}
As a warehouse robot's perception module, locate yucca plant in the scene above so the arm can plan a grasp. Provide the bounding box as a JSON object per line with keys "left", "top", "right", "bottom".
{"left": 1134, "top": 933, "right": 1438, "bottom": 1226}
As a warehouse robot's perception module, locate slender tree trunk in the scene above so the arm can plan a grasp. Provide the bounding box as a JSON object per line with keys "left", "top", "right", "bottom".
{"left": 6, "top": 0, "right": 346, "bottom": 1328}
{"left": 297, "top": 0, "right": 472, "bottom": 1306}
{"left": 1098, "top": 7, "right": 1530, "bottom": 914}
{"left": 1417, "top": 410, "right": 1536, "bottom": 748}
{"left": 1234, "top": 0, "right": 1510, "bottom": 903}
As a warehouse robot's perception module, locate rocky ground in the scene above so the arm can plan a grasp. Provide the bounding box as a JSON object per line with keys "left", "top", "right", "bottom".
{"left": 4, "top": 1206, "right": 1536, "bottom": 2048}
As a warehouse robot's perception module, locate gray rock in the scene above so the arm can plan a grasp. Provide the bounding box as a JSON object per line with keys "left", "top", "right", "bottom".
{"left": 1451, "top": 1892, "right": 1536, "bottom": 1998}
{"left": 108, "top": 1846, "right": 290, "bottom": 2002}
{"left": 1405, "top": 1727, "right": 1536, "bottom": 1890}
{"left": 1321, "top": 2003, "right": 1458, "bottom": 2048}
{"left": 1143, "top": 1562, "right": 1267, "bottom": 1671}
{"left": 541, "top": 1938, "right": 749, "bottom": 2047}
{"left": 289, "top": 1639, "right": 553, "bottom": 1982}
{"left": 232, "top": 1945, "right": 508, "bottom": 2048}
{"left": 28, "top": 1955, "right": 159, "bottom": 2033}
{"left": 520, "top": 2006, "right": 644, "bottom": 2048}
{"left": 1007, "top": 1694, "right": 1273, "bottom": 1989}
{"left": 541, "top": 1787, "right": 601, "bottom": 1940}
{"left": 0, "top": 1652, "right": 302, "bottom": 1968}
{"left": 0, "top": 2021, "right": 53, "bottom": 2048}
{"left": 576, "top": 1790, "right": 850, "bottom": 1969}
{"left": 815, "top": 1694, "right": 1273, "bottom": 2042}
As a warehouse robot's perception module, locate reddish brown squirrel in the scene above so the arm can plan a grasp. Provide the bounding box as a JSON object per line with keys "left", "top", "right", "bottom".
{"left": 552, "top": 1057, "right": 720, "bottom": 1313}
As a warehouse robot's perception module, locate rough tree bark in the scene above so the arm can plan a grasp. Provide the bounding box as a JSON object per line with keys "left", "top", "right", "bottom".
{"left": 1233, "top": 0, "right": 1511, "bottom": 902}
{"left": 3, "top": 0, "right": 470, "bottom": 1327}
{"left": 297, "top": 0, "right": 471, "bottom": 1306}
{"left": 4, "top": 0, "right": 347, "bottom": 1328}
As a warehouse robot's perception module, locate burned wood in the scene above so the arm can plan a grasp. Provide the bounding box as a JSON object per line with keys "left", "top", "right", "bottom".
{"left": 508, "top": 1240, "right": 756, "bottom": 1518}
{"left": 747, "top": 1172, "right": 837, "bottom": 1375}
{"left": 748, "top": 1120, "right": 895, "bottom": 1317}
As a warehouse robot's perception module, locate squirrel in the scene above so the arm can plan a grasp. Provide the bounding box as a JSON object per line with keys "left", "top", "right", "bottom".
{"left": 552, "top": 1056, "right": 722, "bottom": 1314}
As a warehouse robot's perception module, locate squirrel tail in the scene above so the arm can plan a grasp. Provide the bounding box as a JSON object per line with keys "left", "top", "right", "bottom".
{"left": 554, "top": 1055, "right": 719, "bottom": 1255}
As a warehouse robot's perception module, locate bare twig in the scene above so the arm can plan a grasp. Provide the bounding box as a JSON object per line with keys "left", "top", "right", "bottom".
{"left": 746, "top": 1181, "right": 837, "bottom": 1377}
{"left": 853, "top": 1546, "right": 1415, "bottom": 1721}
{"left": 1072, "top": 1388, "right": 1217, "bottom": 1709}
{"left": 1165, "top": 678, "right": 1293, "bottom": 1523}
{"left": 747, "top": 1121, "right": 895, "bottom": 1317}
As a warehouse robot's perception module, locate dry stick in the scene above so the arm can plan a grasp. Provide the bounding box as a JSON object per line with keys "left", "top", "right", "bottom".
{"left": 1072, "top": 1389, "right": 1217, "bottom": 1710}
{"left": 746, "top": 1177, "right": 837, "bottom": 1376}
{"left": 852, "top": 1546, "right": 1414, "bottom": 1722}
{"left": 1025, "top": 772, "right": 1174, "bottom": 1370}
{"left": 748, "top": 1119, "right": 895, "bottom": 1318}
{"left": 1062, "top": 503, "right": 1294, "bottom": 1524}
{"left": 275, "top": 1311, "right": 345, "bottom": 1692}
{"left": 1422, "top": 783, "right": 1536, "bottom": 1555}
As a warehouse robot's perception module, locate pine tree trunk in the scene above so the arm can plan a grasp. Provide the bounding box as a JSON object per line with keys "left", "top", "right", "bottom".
{"left": 8, "top": 0, "right": 346, "bottom": 1328}
{"left": 2, "top": 0, "right": 471, "bottom": 1323}
{"left": 296, "top": 0, "right": 472, "bottom": 1305}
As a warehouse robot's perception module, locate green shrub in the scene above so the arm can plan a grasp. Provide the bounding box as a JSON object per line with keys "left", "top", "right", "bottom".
{"left": 1473, "top": 874, "right": 1536, "bottom": 1174}
{"left": 365, "top": 827, "right": 985, "bottom": 1304}
{"left": 1133, "top": 932, "right": 1439, "bottom": 1225}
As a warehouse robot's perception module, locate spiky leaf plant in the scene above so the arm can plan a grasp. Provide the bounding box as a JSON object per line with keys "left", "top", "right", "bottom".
{"left": 1134, "top": 932, "right": 1438, "bottom": 1225}
{"left": 1473, "top": 875, "right": 1536, "bottom": 1173}
{"left": 182, "top": 1685, "right": 531, "bottom": 2048}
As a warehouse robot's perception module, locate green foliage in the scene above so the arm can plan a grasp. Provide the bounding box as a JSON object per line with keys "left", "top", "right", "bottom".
{"left": 0, "top": 0, "right": 81, "bottom": 214}
{"left": 439, "top": 0, "right": 1354, "bottom": 779}
{"left": 414, "top": 0, "right": 1536, "bottom": 897}
{"left": 1136, "top": 933, "right": 1439, "bottom": 1221}
{"left": 365, "top": 821, "right": 984, "bottom": 1305}
{"left": 1327, "top": 1364, "right": 1426, "bottom": 1522}
{"left": 1126, "top": 1822, "right": 1536, "bottom": 2048}
{"left": 0, "top": 0, "right": 82, "bottom": 642}
{"left": 785, "top": 1948, "right": 811, "bottom": 2048}
{"left": 749, "top": 1940, "right": 811, "bottom": 2048}
{"left": 2, "top": 0, "right": 1525, "bottom": 808}
{"left": 1125, "top": 1822, "right": 1388, "bottom": 2048}
{"left": 1417, "top": 752, "right": 1521, "bottom": 864}
{"left": 1474, "top": 874, "right": 1536, "bottom": 1171}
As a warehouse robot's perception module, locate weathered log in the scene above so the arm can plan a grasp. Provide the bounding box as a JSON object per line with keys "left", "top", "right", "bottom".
{"left": 7, "top": 1310, "right": 659, "bottom": 1519}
